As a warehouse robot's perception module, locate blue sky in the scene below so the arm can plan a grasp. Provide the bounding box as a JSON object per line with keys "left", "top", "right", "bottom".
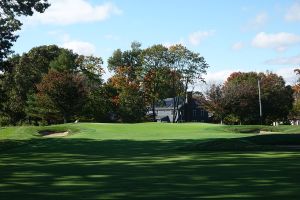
{"left": 13, "top": 0, "right": 300, "bottom": 85}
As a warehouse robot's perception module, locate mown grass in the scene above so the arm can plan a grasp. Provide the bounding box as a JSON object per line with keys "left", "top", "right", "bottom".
{"left": 1, "top": 123, "right": 300, "bottom": 199}
{"left": 184, "top": 134, "right": 300, "bottom": 151}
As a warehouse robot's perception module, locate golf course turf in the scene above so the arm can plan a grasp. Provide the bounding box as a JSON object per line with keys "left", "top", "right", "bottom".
{"left": 1, "top": 123, "right": 300, "bottom": 199}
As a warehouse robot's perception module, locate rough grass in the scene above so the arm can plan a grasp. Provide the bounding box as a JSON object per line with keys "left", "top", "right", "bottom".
{"left": 1, "top": 123, "right": 300, "bottom": 199}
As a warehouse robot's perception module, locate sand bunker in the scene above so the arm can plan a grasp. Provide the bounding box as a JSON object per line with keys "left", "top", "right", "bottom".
{"left": 39, "top": 130, "right": 69, "bottom": 138}
{"left": 259, "top": 131, "right": 280, "bottom": 134}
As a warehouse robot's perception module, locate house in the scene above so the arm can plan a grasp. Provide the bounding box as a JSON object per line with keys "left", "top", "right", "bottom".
{"left": 184, "top": 92, "right": 209, "bottom": 122}
{"left": 148, "top": 92, "right": 209, "bottom": 123}
{"left": 151, "top": 97, "right": 185, "bottom": 123}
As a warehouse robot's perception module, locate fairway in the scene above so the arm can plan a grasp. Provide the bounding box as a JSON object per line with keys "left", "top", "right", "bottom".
{"left": 1, "top": 123, "right": 300, "bottom": 199}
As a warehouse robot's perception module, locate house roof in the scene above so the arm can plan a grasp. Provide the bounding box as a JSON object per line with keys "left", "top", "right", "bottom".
{"left": 156, "top": 97, "right": 185, "bottom": 109}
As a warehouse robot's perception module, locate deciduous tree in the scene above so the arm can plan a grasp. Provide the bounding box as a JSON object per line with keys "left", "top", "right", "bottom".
{"left": 222, "top": 72, "right": 293, "bottom": 124}
{"left": 36, "top": 70, "right": 88, "bottom": 123}
{"left": 0, "top": 45, "right": 65, "bottom": 124}
{"left": 0, "top": 0, "right": 50, "bottom": 65}
{"left": 142, "top": 44, "right": 169, "bottom": 121}
{"left": 201, "top": 84, "right": 225, "bottom": 124}
{"left": 108, "top": 42, "right": 145, "bottom": 122}
{"left": 169, "top": 44, "right": 208, "bottom": 122}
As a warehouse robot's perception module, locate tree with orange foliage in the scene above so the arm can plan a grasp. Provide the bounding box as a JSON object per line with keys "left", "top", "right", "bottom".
{"left": 109, "top": 66, "right": 146, "bottom": 122}
{"left": 108, "top": 42, "right": 146, "bottom": 122}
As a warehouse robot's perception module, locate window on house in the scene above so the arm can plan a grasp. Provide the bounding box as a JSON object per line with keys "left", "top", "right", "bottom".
{"left": 200, "top": 110, "right": 205, "bottom": 117}
{"left": 193, "top": 110, "right": 197, "bottom": 117}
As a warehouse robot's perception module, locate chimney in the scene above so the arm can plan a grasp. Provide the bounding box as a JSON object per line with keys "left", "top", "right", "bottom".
{"left": 186, "top": 91, "right": 193, "bottom": 103}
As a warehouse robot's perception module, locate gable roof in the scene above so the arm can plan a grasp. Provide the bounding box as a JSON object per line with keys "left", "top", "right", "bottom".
{"left": 156, "top": 97, "right": 185, "bottom": 109}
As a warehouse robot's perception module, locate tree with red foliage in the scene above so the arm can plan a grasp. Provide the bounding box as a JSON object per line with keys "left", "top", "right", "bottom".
{"left": 36, "top": 70, "right": 88, "bottom": 123}
{"left": 222, "top": 71, "right": 293, "bottom": 124}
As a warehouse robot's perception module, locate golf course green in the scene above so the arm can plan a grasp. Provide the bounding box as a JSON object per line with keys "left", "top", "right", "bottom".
{"left": 1, "top": 123, "right": 300, "bottom": 199}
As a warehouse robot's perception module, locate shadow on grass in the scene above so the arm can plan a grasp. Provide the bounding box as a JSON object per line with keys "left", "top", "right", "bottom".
{"left": 1, "top": 138, "right": 300, "bottom": 199}
{"left": 184, "top": 134, "right": 300, "bottom": 151}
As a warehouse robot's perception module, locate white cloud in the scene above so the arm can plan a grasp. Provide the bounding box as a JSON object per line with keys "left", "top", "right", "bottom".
{"left": 49, "top": 31, "right": 96, "bottom": 55}
{"left": 62, "top": 40, "right": 96, "bottom": 56}
{"left": 28, "top": 0, "right": 122, "bottom": 25}
{"left": 232, "top": 42, "right": 245, "bottom": 51}
{"left": 275, "top": 67, "right": 298, "bottom": 85}
{"left": 265, "top": 54, "right": 300, "bottom": 65}
{"left": 202, "top": 68, "right": 298, "bottom": 86}
{"left": 163, "top": 38, "right": 186, "bottom": 48}
{"left": 163, "top": 30, "right": 214, "bottom": 48}
{"left": 188, "top": 30, "right": 215, "bottom": 46}
{"left": 285, "top": 2, "right": 300, "bottom": 22}
{"left": 203, "top": 69, "right": 235, "bottom": 84}
{"left": 252, "top": 32, "right": 300, "bottom": 51}
{"left": 190, "top": 69, "right": 234, "bottom": 92}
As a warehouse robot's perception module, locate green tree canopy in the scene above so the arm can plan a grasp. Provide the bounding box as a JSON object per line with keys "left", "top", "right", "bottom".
{"left": 0, "top": 45, "right": 104, "bottom": 125}
{"left": 0, "top": 0, "right": 50, "bottom": 66}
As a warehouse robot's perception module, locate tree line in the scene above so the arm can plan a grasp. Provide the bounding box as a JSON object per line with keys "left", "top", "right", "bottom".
{"left": 1, "top": 42, "right": 298, "bottom": 126}
{"left": 200, "top": 71, "right": 295, "bottom": 125}
{"left": 0, "top": 43, "right": 208, "bottom": 125}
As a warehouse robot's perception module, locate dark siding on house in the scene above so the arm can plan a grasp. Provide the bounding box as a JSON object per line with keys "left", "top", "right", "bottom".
{"left": 183, "top": 92, "right": 209, "bottom": 122}
{"left": 147, "top": 93, "right": 209, "bottom": 123}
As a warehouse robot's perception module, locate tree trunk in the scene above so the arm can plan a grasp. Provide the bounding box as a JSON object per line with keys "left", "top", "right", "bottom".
{"left": 182, "top": 77, "right": 189, "bottom": 122}
{"left": 152, "top": 99, "right": 156, "bottom": 122}
{"left": 184, "top": 78, "right": 189, "bottom": 104}
{"left": 172, "top": 74, "right": 176, "bottom": 123}
{"left": 171, "top": 71, "right": 178, "bottom": 123}
{"left": 173, "top": 97, "right": 177, "bottom": 123}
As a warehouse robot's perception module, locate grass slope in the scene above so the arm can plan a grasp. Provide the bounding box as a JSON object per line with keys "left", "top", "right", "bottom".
{"left": 1, "top": 123, "right": 300, "bottom": 199}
